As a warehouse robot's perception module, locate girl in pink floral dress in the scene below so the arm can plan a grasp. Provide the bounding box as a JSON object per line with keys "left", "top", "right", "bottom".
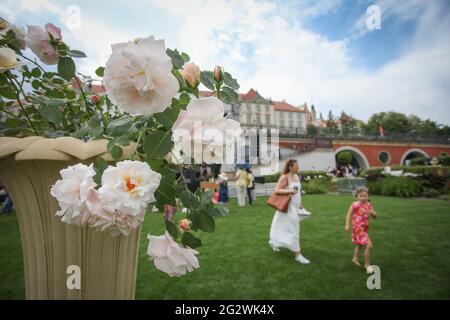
{"left": 345, "top": 187, "right": 378, "bottom": 271}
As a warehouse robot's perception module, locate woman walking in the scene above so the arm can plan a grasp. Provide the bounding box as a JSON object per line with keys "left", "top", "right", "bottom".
{"left": 268, "top": 159, "right": 310, "bottom": 264}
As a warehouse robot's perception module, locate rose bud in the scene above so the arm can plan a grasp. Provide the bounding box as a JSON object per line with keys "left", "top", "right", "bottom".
{"left": 179, "top": 218, "right": 192, "bottom": 232}
{"left": 91, "top": 95, "right": 101, "bottom": 104}
{"left": 164, "top": 204, "right": 177, "bottom": 221}
{"left": 179, "top": 62, "right": 200, "bottom": 88}
{"left": 214, "top": 65, "right": 223, "bottom": 82}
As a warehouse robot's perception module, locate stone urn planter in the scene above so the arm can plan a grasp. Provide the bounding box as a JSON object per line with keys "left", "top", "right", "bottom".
{"left": 0, "top": 136, "right": 140, "bottom": 300}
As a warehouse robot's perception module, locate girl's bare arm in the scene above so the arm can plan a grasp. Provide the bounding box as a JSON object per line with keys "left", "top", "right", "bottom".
{"left": 345, "top": 205, "right": 353, "bottom": 231}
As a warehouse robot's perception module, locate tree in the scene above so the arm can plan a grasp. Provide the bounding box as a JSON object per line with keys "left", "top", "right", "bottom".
{"left": 366, "top": 112, "right": 409, "bottom": 136}
{"left": 337, "top": 151, "right": 353, "bottom": 166}
{"left": 339, "top": 111, "right": 360, "bottom": 136}
{"left": 323, "top": 110, "right": 339, "bottom": 135}
{"left": 307, "top": 124, "right": 318, "bottom": 136}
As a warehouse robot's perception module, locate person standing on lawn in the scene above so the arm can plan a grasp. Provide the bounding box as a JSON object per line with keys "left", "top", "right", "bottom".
{"left": 235, "top": 166, "right": 248, "bottom": 207}
{"left": 268, "top": 159, "right": 310, "bottom": 264}
{"left": 345, "top": 186, "right": 378, "bottom": 272}
{"left": 217, "top": 172, "right": 229, "bottom": 206}
{"left": 246, "top": 168, "right": 256, "bottom": 205}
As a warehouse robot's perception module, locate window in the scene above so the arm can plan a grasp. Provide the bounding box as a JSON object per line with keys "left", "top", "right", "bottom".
{"left": 378, "top": 151, "right": 391, "bottom": 164}
{"left": 288, "top": 113, "right": 294, "bottom": 128}
{"left": 256, "top": 113, "right": 261, "bottom": 125}
{"left": 279, "top": 112, "right": 285, "bottom": 127}
{"left": 246, "top": 113, "right": 252, "bottom": 124}
{"left": 265, "top": 114, "right": 271, "bottom": 125}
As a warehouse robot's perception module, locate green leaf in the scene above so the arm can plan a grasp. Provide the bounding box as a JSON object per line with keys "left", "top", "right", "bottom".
{"left": 89, "top": 126, "right": 104, "bottom": 139}
{"left": 181, "top": 52, "right": 190, "bottom": 63}
{"left": 147, "top": 158, "right": 163, "bottom": 170}
{"left": 31, "top": 80, "right": 40, "bottom": 90}
{"left": 111, "top": 145, "right": 123, "bottom": 160}
{"left": 143, "top": 130, "right": 173, "bottom": 159}
{"left": 39, "top": 105, "right": 63, "bottom": 125}
{"left": 93, "top": 157, "right": 109, "bottom": 185}
{"left": 0, "top": 87, "right": 16, "bottom": 99}
{"left": 166, "top": 48, "right": 185, "bottom": 69}
{"left": 200, "top": 71, "right": 215, "bottom": 91}
{"left": 88, "top": 117, "right": 101, "bottom": 128}
{"left": 115, "top": 135, "right": 130, "bottom": 146}
{"left": 31, "top": 67, "right": 42, "bottom": 78}
{"left": 66, "top": 90, "right": 76, "bottom": 100}
{"left": 67, "top": 50, "right": 87, "bottom": 58}
{"left": 208, "top": 206, "right": 229, "bottom": 217}
{"left": 106, "top": 115, "right": 133, "bottom": 136}
{"left": 220, "top": 86, "right": 239, "bottom": 104}
{"left": 224, "top": 72, "right": 240, "bottom": 90}
{"left": 156, "top": 166, "right": 177, "bottom": 185}
{"left": 95, "top": 66, "right": 105, "bottom": 77}
{"left": 165, "top": 220, "right": 179, "bottom": 241}
{"left": 181, "top": 190, "right": 201, "bottom": 210}
{"left": 181, "top": 232, "right": 202, "bottom": 249}
{"left": 72, "top": 127, "right": 89, "bottom": 139}
{"left": 5, "top": 118, "right": 22, "bottom": 128}
{"left": 178, "top": 93, "right": 191, "bottom": 110}
{"left": 57, "top": 57, "right": 76, "bottom": 81}
{"left": 155, "top": 183, "right": 176, "bottom": 211}
{"left": 154, "top": 103, "right": 181, "bottom": 129}
{"left": 56, "top": 43, "right": 68, "bottom": 56}
{"left": 194, "top": 210, "right": 215, "bottom": 232}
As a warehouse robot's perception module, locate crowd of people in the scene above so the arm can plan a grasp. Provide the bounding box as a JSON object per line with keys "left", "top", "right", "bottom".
{"left": 328, "top": 164, "right": 361, "bottom": 177}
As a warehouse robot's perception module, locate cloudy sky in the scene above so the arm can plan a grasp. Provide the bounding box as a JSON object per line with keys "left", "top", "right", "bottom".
{"left": 1, "top": 0, "right": 449, "bottom": 124}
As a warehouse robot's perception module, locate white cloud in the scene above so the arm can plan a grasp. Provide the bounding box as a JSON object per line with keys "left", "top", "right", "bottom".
{"left": 0, "top": 0, "right": 135, "bottom": 75}
{"left": 148, "top": 0, "right": 450, "bottom": 124}
{"left": 2, "top": 0, "right": 449, "bottom": 124}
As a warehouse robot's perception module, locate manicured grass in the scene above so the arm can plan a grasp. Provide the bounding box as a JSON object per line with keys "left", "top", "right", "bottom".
{"left": 1, "top": 195, "right": 450, "bottom": 299}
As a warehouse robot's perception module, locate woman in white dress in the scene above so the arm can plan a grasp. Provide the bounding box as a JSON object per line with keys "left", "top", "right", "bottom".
{"left": 269, "top": 159, "right": 310, "bottom": 264}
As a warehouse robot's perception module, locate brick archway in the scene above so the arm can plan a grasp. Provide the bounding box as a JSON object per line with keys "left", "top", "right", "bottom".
{"left": 334, "top": 146, "right": 370, "bottom": 170}
{"left": 400, "top": 148, "right": 430, "bottom": 165}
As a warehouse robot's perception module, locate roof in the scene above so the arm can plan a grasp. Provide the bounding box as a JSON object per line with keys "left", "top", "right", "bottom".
{"left": 272, "top": 101, "right": 305, "bottom": 113}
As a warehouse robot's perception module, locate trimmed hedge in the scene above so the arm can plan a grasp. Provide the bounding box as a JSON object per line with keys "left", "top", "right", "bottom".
{"left": 262, "top": 171, "right": 330, "bottom": 183}
{"left": 362, "top": 166, "right": 449, "bottom": 196}
{"left": 302, "top": 178, "right": 330, "bottom": 194}
{"left": 410, "top": 155, "right": 450, "bottom": 166}
{"left": 368, "top": 176, "right": 424, "bottom": 197}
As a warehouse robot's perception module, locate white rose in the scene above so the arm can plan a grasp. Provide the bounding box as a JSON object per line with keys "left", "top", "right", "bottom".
{"left": 26, "top": 23, "right": 62, "bottom": 65}
{"left": 147, "top": 231, "right": 199, "bottom": 277}
{"left": 103, "top": 36, "right": 179, "bottom": 116}
{"left": 172, "top": 97, "right": 241, "bottom": 163}
{"left": 50, "top": 163, "right": 96, "bottom": 225}
{"left": 98, "top": 160, "right": 162, "bottom": 216}
{"left": 0, "top": 47, "right": 25, "bottom": 72}
{"left": 85, "top": 187, "right": 144, "bottom": 236}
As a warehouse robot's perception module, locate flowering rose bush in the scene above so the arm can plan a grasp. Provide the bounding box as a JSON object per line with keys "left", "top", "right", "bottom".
{"left": 0, "top": 17, "right": 241, "bottom": 277}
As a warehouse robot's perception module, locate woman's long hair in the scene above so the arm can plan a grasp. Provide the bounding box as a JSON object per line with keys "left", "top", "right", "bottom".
{"left": 283, "top": 159, "right": 298, "bottom": 174}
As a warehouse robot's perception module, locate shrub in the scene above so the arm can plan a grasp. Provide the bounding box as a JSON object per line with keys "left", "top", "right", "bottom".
{"left": 368, "top": 177, "right": 424, "bottom": 197}
{"left": 337, "top": 151, "right": 352, "bottom": 166}
{"left": 261, "top": 171, "right": 329, "bottom": 183}
{"left": 302, "top": 181, "right": 328, "bottom": 194}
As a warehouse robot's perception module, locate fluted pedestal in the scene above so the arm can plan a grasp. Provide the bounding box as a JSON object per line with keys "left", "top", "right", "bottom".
{"left": 0, "top": 137, "right": 140, "bottom": 299}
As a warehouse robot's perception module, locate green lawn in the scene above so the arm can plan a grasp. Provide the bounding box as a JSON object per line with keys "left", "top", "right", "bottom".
{"left": 1, "top": 194, "right": 449, "bottom": 299}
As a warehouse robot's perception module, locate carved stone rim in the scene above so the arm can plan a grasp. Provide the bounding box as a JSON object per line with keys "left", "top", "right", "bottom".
{"left": 0, "top": 136, "right": 137, "bottom": 161}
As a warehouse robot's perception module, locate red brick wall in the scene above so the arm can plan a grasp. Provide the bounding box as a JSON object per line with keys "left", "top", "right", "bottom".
{"left": 333, "top": 142, "right": 450, "bottom": 167}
